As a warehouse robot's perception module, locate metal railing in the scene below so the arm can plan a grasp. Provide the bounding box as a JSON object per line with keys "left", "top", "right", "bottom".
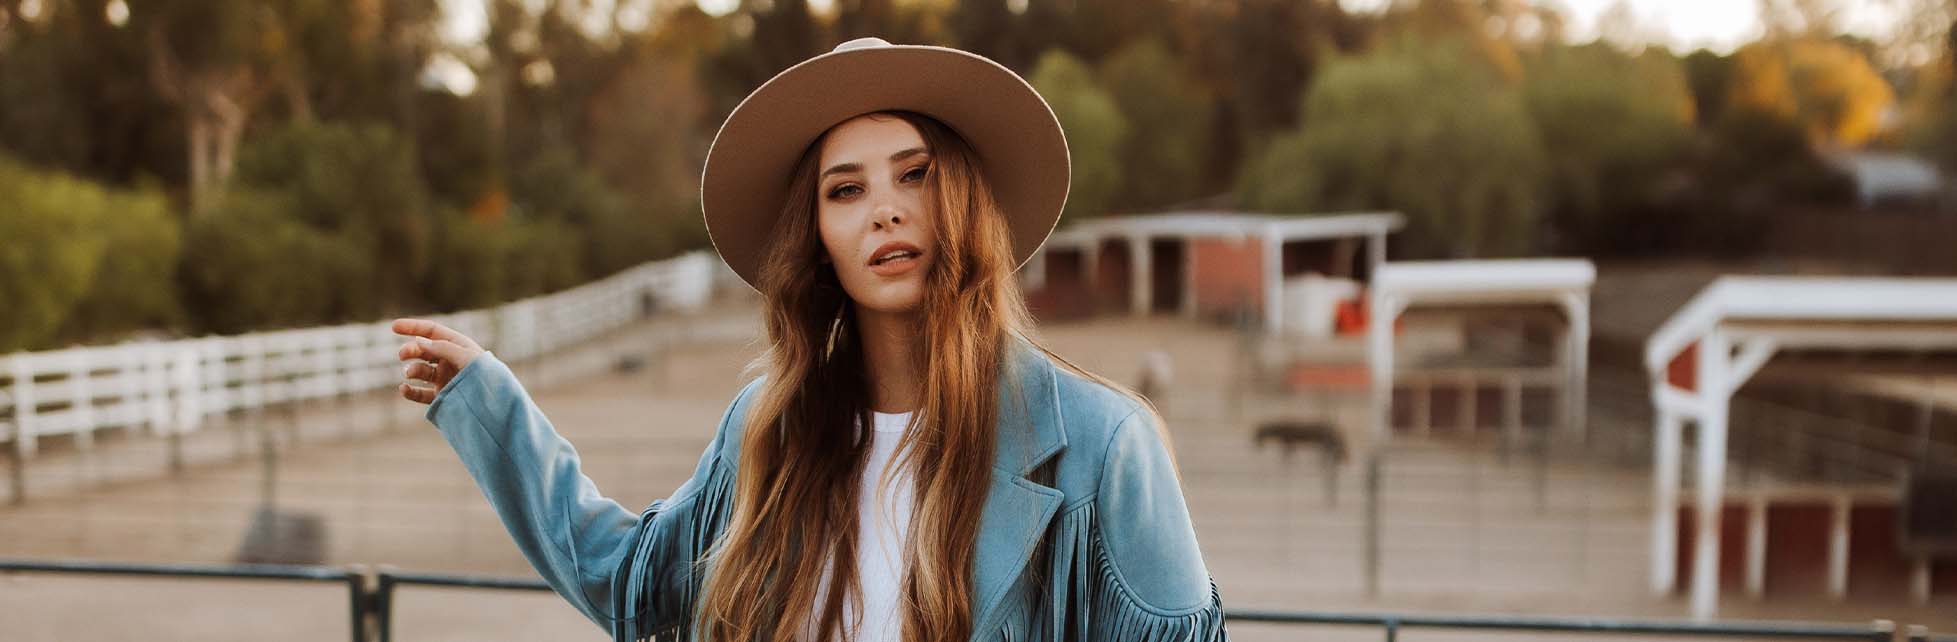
{"left": 0, "top": 558, "right": 1936, "bottom": 642}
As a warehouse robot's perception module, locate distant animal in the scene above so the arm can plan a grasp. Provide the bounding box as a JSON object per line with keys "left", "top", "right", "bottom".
{"left": 1254, "top": 419, "right": 1348, "bottom": 507}
{"left": 1253, "top": 420, "right": 1347, "bottom": 465}
{"left": 1136, "top": 350, "right": 1174, "bottom": 409}
{"left": 614, "top": 353, "right": 648, "bottom": 374}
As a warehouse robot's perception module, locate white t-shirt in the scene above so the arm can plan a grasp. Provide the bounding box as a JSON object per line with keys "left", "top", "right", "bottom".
{"left": 810, "top": 410, "right": 916, "bottom": 642}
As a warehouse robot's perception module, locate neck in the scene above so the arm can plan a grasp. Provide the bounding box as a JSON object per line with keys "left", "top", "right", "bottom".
{"left": 855, "top": 304, "right": 923, "bottom": 414}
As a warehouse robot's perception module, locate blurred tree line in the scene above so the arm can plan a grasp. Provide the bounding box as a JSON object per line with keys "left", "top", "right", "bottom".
{"left": 0, "top": 0, "right": 1947, "bottom": 351}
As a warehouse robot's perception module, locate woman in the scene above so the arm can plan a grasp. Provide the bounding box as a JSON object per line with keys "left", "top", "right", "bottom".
{"left": 393, "top": 38, "right": 1226, "bottom": 642}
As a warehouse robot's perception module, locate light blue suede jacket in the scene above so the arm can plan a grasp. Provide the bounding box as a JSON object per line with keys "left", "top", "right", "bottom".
{"left": 424, "top": 338, "right": 1227, "bottom": 641}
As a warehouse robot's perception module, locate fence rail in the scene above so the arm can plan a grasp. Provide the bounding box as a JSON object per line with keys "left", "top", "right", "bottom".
{"left": 0, "top": 558, "right": 1937, "bottom": 642}
{"left": 0, "top": 252, "right": 719, "bottom": 503}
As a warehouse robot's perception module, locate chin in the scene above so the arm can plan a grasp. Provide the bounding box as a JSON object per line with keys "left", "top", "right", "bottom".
{"left": 852, "top": 281, "right": 927, "bottom": 314}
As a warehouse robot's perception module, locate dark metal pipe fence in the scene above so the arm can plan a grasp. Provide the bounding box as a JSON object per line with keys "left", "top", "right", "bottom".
{"left": 0, "top": 558, "right": 1934, "bottom": 642}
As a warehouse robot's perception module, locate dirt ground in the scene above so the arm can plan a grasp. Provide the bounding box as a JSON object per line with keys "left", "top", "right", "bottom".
{"left": 1, "top": 302, "right": 1949, "bottom": 641}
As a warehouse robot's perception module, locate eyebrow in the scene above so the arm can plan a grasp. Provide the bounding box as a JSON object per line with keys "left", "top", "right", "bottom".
{"left": 820, "top": 147, "right": 930, "bottom": 180}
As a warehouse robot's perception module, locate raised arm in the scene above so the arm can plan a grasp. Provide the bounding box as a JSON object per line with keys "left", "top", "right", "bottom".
{"left": 395, "top": 318, "right": 756, "bottom": 638}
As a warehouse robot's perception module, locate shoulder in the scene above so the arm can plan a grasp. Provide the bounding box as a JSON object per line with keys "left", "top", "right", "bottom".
{"left": 1048, "top": 365, "right": 1152, "bottom": 462}
{"left": 1047, "top": 367, "right": 1214, "bottom": 615}
{"left": 711, "top": 375, "right": 768, "bottom": 467}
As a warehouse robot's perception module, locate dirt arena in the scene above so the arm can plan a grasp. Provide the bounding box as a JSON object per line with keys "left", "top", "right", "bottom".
{"left": 2, "top": 301, "right": 1948, "bottom": 640}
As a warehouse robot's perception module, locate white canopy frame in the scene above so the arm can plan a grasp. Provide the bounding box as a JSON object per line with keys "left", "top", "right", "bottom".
{"left": 1642, "top": 277, "right": 1957, "bottom": 620}
{"left": 1028, "top": 211, "right": 1404, "bottom": 332}
{"left": 1367, "top": 260, "right": 1597, "bottom": 442}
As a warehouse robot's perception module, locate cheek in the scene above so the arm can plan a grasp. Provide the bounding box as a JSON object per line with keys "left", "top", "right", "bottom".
{"left": 815, "top": 206, "right": 851, "bottom": 265}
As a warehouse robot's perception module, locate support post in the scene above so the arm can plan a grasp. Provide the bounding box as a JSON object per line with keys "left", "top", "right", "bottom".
{"left": 1651, "top": 406, "right": 1683, "bottom": 597}
{"left": 1745, "top": 493, "right": 1767, "bottom": 599}
{"left": 1023, "top": 248, "right": 1047, "bottom": 290}
{"left": 1130, "top": 234, "right": 1152, "bottom": 316}
{"left": 1563, "top": 292, "right": 1591, "bottom": 443}
{"left": 1690, "top": 331, "right": 1730, "bottom": 620}
{"left": 1828, "top": 493, "right": 1851, "bottom": 601}
{"left": 1368, "top": 294, "right": 1402, "bottom": 442}
{"left": 1262, "top": 231, "right": 1284, "bottom": 334}
{"left": 1910, "top": 557, "right": 1931, "bottom": 605}
{"left": 1502, "top": 374, "right": 1522, "bottom": 465}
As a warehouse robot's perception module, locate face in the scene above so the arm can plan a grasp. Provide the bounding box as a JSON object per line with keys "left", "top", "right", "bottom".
{"left": 815, "top": 113, "right": 938, "bottom": 314}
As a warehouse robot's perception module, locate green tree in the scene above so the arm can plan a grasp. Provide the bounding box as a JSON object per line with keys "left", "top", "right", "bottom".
{"left": 422, "top": 209, "right": 584, "bottom": 311}
{"left": 511, "top": 146, "right": 666, "bottom": 279}
{"left": 60, "top": 178, "right": 184, "bottom": 343}
{"left": 0, "top": 155, "right": 181, "bottom": 351}
{"left": 1237, "top": 38, "right": 1546, "bottom": 258}
{"left": 178, "top": 188, "right": 365, "bottom": 334}
{"left": 1029, "top": 49, "right": 1128, "bottom": 221}
{"left": 0, "top": 157, "right": 111, "bottom": 351}
{"left": 583, "top": 46, "right": 712, "bottom": 267}
{"left": 1523, "top": 44, "right": 1696, "bottom": 252}
{"left": 1727, "top": 39, "right": 1896, "bottom": 147}
{"left": 1683, "top": 49, "right": 1735, "bottom": 126}
{"left": 229, "top": 121, "right": 433, "bottom": 318}
{"left": 1100, "top": 38, "right": 1214, "bottom": 211}
{"left": 949, "top": 0, "right": 1026, "bottom": 71}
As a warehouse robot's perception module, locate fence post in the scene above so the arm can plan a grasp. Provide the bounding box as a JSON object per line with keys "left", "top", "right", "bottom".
{"left": 5, "top": 356, "right": 22, "bottom": 505}
{"left": 145, "top": 342, "right": 183, "bottom": 476}
{"left": 1364, "top": 451, "right": 1382, "bottom": 598}
{"left": 10, "top": 355, "right": 37, "bottom": 505}
{"left": 1502, "top": 374, "right": 1521, "bottom": 466}
{"left": 12, "top": 356, "right": 36, "bottom": 460}
{"left": 346, "top": 564, "right": 373, "bottom": 642}
{"left": 375, "top": 568, "right": 398, "bottom": 642}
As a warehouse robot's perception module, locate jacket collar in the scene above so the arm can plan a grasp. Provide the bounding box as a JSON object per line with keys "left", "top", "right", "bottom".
{"left": 970, "top": 336, "right": 1068, "bottom": 637}
{"left": 991, "top": 336, "right": 1068, "bottom": 476}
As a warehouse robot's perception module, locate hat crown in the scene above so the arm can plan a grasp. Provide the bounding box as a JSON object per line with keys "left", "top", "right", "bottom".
{"left": 832, "top": 37, "right": 892, "bottom": 53}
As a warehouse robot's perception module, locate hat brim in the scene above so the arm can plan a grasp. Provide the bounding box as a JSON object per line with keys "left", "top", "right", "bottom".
{"left": 701, "top": 44, "right": 1071, "bottom": 291}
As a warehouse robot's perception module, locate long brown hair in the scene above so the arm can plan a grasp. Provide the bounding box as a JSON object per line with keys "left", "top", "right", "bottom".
{"left": 698, "top": 111, "right": 1031, "bottom": 642}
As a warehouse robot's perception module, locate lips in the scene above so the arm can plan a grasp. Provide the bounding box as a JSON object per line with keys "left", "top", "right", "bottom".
{"left": 868, "top": 241, "right": 925, "bottom": 277}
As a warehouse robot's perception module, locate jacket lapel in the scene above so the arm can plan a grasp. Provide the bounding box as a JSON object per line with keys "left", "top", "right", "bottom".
{"left": 970, "top": 338, "right": 1067, "bottom": 637}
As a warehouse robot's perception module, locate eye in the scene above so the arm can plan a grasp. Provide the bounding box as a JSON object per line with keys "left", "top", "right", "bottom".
{"left": 901, "top": 164, "right": 929, "bottom": 183}
{"left": 826, "top": 183, "right": 862, "bottom": 200}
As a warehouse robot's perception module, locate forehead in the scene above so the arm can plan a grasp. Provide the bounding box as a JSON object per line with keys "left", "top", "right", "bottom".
{"left": 818, "top": 114, "right": 926, "bottom": 168}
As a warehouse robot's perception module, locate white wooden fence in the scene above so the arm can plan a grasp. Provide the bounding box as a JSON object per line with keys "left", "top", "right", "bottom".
{"left": 0, "top": 251, "right": 718, "bottom": 467}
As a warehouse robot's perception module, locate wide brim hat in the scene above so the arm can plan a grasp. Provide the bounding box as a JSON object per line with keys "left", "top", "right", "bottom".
{"left": 701, "top": 37, "right": 1071, "bottom": 291}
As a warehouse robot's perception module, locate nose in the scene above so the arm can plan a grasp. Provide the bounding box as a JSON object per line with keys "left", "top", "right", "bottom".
{"left": 870, "top": 203, "right": 905, "bottom": 230}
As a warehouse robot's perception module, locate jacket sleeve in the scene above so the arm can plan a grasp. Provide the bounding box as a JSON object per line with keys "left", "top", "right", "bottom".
{"left": 1086, "top": 408, "right": 1227, "bottom": 640}
{"left": 424, "top": 352, "right": 759, "bottom": 638}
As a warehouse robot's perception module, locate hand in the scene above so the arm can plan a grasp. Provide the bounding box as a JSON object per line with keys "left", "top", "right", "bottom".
{"left": 393, "top": 318, "right": 486, "bottom": 405}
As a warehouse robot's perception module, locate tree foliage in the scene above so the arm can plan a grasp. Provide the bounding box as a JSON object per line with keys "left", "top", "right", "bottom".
{"left": 1029, "top": 50, "right": 1128, "bottom": 221}
{"left": 1100, "top": 38, "right": 1215, "bottom": 212}
{"left": 1523, "top": 44, "right": 1696, "bottom": 252}
{"left": 1727, "top": 39, "right": 1896, "bottom": 146}
{"left": 1237, "top": 38, "right": 1546, "bottom": 258}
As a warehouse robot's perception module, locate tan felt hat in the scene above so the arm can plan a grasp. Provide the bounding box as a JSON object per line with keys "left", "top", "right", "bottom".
{"left": 700, "top": 37, "right": 1071, "bottom": 291}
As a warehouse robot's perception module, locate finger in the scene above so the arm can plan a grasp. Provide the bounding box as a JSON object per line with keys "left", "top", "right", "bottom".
{"left": 392, "top": 318, "right": 471, "bottom": 346}
{"left": 398, "top": 339, "right": 468, "bottom": 365}
{"left": 403, "top": 361, "right": 440, "bottom": 384}
{"left": 400, "top": 382, "right": 438, "bottom": 405}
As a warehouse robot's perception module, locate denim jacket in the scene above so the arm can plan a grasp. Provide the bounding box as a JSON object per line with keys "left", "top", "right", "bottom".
{"left": 424, "top": 338, "right": 1227, "bottom": 641}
